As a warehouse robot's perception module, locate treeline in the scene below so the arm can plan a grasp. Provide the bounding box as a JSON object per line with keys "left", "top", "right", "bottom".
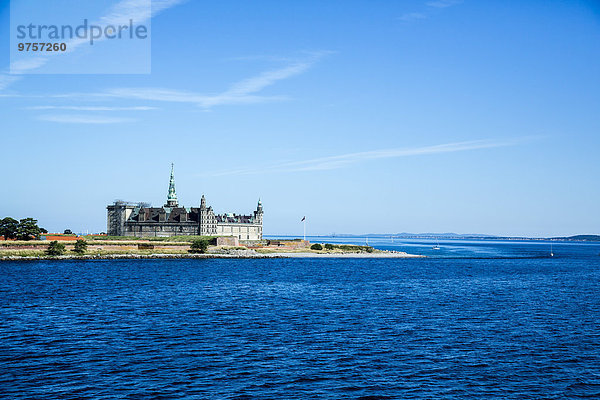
{"left": 0, "top": 217, "right": 47, "bottom": 240}
{"left": 46, "top": 240, "right": 87, "bottom": 256}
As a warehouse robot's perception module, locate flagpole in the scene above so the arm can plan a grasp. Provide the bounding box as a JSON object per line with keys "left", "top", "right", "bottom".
{"left": 303, "top": 218, "right": 306, "bottom": 241}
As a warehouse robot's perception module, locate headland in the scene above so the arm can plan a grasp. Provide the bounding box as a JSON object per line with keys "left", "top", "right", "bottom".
{"left": 0, "top": 236, "right": 424, "bottom": 261}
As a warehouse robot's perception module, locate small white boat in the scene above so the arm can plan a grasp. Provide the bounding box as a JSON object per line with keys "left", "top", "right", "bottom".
{"left": 432, "top": 238, "right": 440, "bottom": 250}
{"left": 550, "top": 242, "right": 554, "bottom": 257}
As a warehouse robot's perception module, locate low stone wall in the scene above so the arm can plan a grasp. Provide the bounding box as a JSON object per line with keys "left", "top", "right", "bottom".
{"left": 240, "top": 239, "right": 268, "bottom": 247}
{"left": 216, "top": 236, "right": 240, "bottom": 247}
{"left": 265, "top": 240, "right": 310, "bottom": 249}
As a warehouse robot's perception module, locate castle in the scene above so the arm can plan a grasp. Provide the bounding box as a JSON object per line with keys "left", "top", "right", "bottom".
{"left": 107, "top": 165, "right": 263, "bottom": 240}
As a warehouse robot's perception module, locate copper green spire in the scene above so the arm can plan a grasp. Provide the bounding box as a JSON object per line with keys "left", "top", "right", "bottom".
{"left": 165, "top": 163, "right": 178, "bottom": 207}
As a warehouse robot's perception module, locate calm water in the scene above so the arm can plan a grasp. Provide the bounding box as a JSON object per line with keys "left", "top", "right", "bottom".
{"left": 1, "top": 240, "right": 600, "bottom": 399}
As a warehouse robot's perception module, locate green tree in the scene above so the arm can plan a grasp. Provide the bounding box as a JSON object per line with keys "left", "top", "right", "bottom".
{"left": 16, "top": 218, "right": 41, "bottom": 241}
{"left": 0, "top": 217, "right": 19, "bottom": 240}
{"left": 73, "top": 239, "right": 88, "bottom": 255}
{"left": 324, "top": 243, "right": 334, "bottom": 250}
{"left": 46, "top": 241, "right": 66, "bottom": 256}
{"left": 311, "top": 243, "right": 323, "bottom": 250}
{"left": 190, "top": 238, "right": 210, "bottom": 253}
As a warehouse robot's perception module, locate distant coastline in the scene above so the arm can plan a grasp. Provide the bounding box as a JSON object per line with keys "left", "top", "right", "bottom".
{"left": 270, "top": 234, "right": 600, "bottom": 242}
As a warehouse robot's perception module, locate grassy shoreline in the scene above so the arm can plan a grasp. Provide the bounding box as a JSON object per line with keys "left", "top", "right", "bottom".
{"left": 0, "top": 251, "right": 424, "bottom": 261}
{"left": 0, "top": 247, "right": 424, "bottom": 261}
{"left": 0, "top": 237, "right": 425, "bottom": 261}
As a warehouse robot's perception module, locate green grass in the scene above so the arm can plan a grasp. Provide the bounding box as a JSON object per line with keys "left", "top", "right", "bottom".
{"left": 84, "top": 235, "right": 218, "bottom": 243}
{"left": 0, "top": 240, "right": 48, "bottom": 246}
{"left": 0, "top": 249, "right": 47, "bottom": 257}
{"left": 157, "top": 235, "right": 218, "bottom": 243}
{"left": 85, "top": 240, "right": 192, "bottom": 246}
{"left": 88, "top": 249, "right": 190, "bottom": 256}
{"left": 82, "top": 235, "right": 145, "bottom": 241}
{"left": 0, "top": 248, "right": 193, "bottom": 258}
{"left": 254, "top": 248, "right": 280, "bottom": 254}
{"left": 254, "top": 243, "right": 377, "bottom": 254}
{"left": 328, "top": 244, "right": 374, "bottom": 252}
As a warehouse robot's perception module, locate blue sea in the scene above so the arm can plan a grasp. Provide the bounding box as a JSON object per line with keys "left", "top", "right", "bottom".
{"left": 1, "top": 239, "right": 600, "bottom": 399}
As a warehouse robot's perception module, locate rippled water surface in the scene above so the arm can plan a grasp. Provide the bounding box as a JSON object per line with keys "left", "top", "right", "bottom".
{"left": 1, "top": 241, "right": 600, "bottom": 399}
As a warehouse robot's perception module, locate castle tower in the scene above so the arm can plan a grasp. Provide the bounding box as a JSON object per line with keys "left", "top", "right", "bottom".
{"left": 106, "top": 201, "right": 136, "bottom": 236}
{"left": 198, "top": 194, "right": 217, "bottom": 235}
{"left": 165, "top": 163, "right": 179, "bottom": 208}
{"left": 255, "top": 199, "right": 263, "bottom": 224}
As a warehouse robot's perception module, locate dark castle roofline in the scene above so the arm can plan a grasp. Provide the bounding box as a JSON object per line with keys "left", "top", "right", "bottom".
{"left": 126, "top": 205, "right": 260, "bottom": 224}
{"left": 216, "top": 214, "right": 254, "bottom": 224}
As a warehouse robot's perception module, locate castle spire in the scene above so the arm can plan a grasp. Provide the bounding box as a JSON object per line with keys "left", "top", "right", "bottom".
{"left": 254, "top": 198, "right": 263, "bottom": 224}
{"left": 165, "top": 163, "right": 178, "bottom": 207}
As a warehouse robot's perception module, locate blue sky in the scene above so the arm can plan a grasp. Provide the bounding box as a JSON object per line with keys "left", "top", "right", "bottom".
{"left": 0, "top": 0, "right": 599, "bottom": 237}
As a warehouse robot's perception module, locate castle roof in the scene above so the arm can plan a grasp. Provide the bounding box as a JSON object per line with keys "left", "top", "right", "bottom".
{"left": 216, "top": 214, "right": 254, "bottom": 224}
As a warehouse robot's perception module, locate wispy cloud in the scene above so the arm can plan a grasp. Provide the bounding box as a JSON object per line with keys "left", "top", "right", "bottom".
{"left": 38, "top": 114, "right": 135, "bottom": 124}
{"left": 399, "top": 12, "right": 427, "bottom": 21}
{"left": 225, "top": 50, "right": 335, "bottom": 63}
{"left": 221, "top": 63, "right": 311, "bottom": 100}
{"left": 52, "top": 52, "right": 328, "bottom": 109}
{"left": 399, "top": 0, "right": 462, "bottom": 23}
{"left": 0, "top": 75, "right": 21, "bottom": 91}
{"left": 100, "top": 0, "right": 186, "bottom": 25}
{"left": 426, "top": 0, "right": 462, "bottom": 8}
{"left": 102, "top": 88, "right": 287, "bottom": 108}
{"left": 202, "top": 138, "right": 528, "bottom": 177}
{"left": 5, "top": 51, "right": 328, "bottom": 125}
{"left": 27, "top": 105, "right": 157, "bottom": 111}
